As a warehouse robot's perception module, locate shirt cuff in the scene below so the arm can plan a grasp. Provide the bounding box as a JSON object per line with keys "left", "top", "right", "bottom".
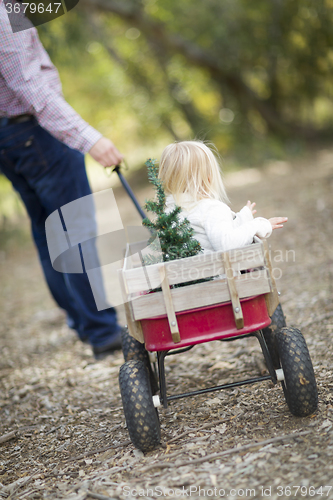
{"left": 78, "top": 126, "right": 103, "bottom": 154}
{"left": 254, "top": 218, "right": 272, "bottom": 239}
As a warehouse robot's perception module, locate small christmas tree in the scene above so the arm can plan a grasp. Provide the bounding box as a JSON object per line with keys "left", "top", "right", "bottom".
{"left": 142, "top": 158, "right": 202, "bottom": 264}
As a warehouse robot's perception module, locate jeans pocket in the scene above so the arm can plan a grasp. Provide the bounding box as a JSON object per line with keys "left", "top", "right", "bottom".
{"left": 0, "top": 135, "right": 49, "bottom": 182}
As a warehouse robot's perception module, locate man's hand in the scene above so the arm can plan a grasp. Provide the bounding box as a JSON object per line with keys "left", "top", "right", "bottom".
{"left": 89, "top": 137, "right": 123, "bottom": 167}
{"left": 269, "top": 217, "right": 288, "bottom": 230}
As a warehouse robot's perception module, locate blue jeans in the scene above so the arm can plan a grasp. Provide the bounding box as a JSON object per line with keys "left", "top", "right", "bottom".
{"left": 0, "top": 118, "right": 120, "bottom": 348}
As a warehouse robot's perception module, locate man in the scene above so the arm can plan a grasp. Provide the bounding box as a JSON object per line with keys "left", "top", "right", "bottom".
{"left": 0, "top": 0, "right": 124, "bottom": 359}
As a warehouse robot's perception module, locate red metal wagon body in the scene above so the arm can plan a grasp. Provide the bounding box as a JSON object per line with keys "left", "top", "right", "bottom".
{"left": 141, "top": 295, "right": 271, "bottom": 352}
{"left": 118, "top": 238, "right": 318, "bottom": 453}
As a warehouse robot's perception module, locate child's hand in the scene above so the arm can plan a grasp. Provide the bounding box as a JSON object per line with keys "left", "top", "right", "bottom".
{"left": 269, "top": 217, "right": 288, "bottom": 230}
{"left": 246, "top": 200, "right": 257, "bottom": 216}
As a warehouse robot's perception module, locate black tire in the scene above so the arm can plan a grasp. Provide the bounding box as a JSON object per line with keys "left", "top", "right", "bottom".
{"left": 119, "top": 359, "right": 161, "bottom": 453}
{"left": 121, "top": 327, "right": 148, "bottom": 362}
{"left": 262, "top": 303, "right": 286, "bottom": 369}
{"left": 276, "top": 327, "right": 318, "bottom": 417}
{"left": 121, "top": 327, "right": 159, "bottom": 394}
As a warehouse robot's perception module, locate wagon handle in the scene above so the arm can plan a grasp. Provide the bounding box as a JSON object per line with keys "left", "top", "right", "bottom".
{"left": 112, "top": 164, "right": 147, "bottom": 221}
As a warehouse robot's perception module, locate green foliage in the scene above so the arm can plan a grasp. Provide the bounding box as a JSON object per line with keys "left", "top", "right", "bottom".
{"left": 37, "top": 1, "right": 333, "bottom": 163}
{"left": 37, "top": 11, "right": 172, "bottom": 158}
{"left": 142, "top": 159, "right": 202, "bottom": 263}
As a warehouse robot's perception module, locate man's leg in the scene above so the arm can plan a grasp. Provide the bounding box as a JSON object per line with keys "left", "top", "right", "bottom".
{"left": 0, "top": 160, "right": 83, "bottom": 331}
{"left": 0, "top": 120, "right": 121, "bottom": 350}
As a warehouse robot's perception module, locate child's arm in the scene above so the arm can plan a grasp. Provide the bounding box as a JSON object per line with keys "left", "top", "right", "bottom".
{"left": 203, "top": 201, "right": 271, "bottom": 251}
{"left": 233, "top": 200, "right": 257, "bottom": 227}
{"left": 203, "top": 201, "right": 287, "bottom": 252}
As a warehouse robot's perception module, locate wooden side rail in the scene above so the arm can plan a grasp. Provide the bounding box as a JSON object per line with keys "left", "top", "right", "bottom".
{"left": 130, "top": 269, "right": 270, "bottom": 321}
{"left": 263, "top": 239, "right": 280, "bottom": 316}
{"left": 121, "top": 239, "right": 277, "bottom": 326}
{"left": 118, "top": 269, "right": 145, "bottom": 343}
{"left": 223, "top": 252, "right": 244, "bottom": 329}
{"left": 123, "top": 242, "right": 265, "bottom": 295}
{"left": 158, "top": 265, "right": 181, "bottom": 343}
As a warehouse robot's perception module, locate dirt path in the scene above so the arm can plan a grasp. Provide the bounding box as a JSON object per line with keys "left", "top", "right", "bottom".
{"left": 1, "top": 150, "right": 333, "bottom": 499}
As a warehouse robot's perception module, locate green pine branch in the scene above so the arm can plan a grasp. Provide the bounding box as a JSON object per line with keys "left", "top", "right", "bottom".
{"left": 142, "top": 158, "right": 202, "bottom": 264}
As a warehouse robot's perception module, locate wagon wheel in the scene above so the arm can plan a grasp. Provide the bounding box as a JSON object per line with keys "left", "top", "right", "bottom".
{"left": 276, "top": 327, "right": 318, "bottom": 417}
{"left": 262, "top": 303, "right": 286, "bottom": 369}
{"left": 119, "top": 359, "right": 161, "bottom": 453}
{"left": 121, "top": 327, "right": 159, "bottom": 394}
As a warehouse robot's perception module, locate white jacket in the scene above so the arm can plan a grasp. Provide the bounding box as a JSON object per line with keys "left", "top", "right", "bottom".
{"left": 165, "top": 195, "right": 272, "bottom": 253}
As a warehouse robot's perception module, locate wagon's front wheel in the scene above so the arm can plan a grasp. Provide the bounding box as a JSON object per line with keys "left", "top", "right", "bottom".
{"left": 121, "top": 327, "right": 159, "bottom": 394}
{"left": 276, "top": 327, "right": 318, "bottom": 417}
{"left": 121, "top": 327, "right": 147, "bottom": 363}
{"left": 119, "top": 359, "right": 161, "bottom": 453}
{"left": 262, "top": 303, "right": 286, "bottom": 369}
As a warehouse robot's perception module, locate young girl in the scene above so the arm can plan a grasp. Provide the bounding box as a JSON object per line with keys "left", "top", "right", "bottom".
{"left": 159, "top": 140, "right": 288, "bottom": 253}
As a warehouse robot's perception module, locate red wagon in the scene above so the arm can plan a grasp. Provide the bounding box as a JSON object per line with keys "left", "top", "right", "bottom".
{"left": 118, "top": 237, "right": 318, "bottom": 453}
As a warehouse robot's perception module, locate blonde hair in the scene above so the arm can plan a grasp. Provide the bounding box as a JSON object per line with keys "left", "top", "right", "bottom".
{"left": 159, "top": 140, "right": 229, "bottom": 205}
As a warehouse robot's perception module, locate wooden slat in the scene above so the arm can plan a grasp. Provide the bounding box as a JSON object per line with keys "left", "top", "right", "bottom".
{"left": 123, "top": 243, "right": 265, "bottom": 294}
{"left": 262, "top": 239, "right": 280, "bottom": 316}
{"left": 118, "top": 269, "right": 144, "bottom": 344}
{"left": 158, "top": 265, "right": 181, "bottom": 343}
{"left": 223, "top": 252, "right": 244, "bottom": 329}
{"left": 131, "top": 269, "right": 270, "bottom": 320}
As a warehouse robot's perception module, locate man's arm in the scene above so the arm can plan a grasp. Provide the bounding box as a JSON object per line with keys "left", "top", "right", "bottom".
{"left": 0, "top": 9, "right": 122, "bottom": 165}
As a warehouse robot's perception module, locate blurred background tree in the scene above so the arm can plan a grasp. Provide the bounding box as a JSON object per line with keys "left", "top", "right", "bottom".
{"left": 36, "top": 0, "right": 333, "bottom": 166}
{"left": 2, "top": 0, "right": 333, "bottom": 228}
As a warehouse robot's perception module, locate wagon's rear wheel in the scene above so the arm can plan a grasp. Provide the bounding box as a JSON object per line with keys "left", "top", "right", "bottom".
{"left": 121, "top": 327, "right": 159, "bottom": 394}
{"left": 262, "top": 303, "right": 286, "bottom": 369}
{"left": 276, "top": 327, "right": 318, "bottom": 417}
{"left": 119, "top": 359, "right": 161, "bottom": 453}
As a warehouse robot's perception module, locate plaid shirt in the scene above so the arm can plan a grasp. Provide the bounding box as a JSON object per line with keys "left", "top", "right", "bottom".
{"left": 0, "top": 0, "right": 102, "bottom": 153}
